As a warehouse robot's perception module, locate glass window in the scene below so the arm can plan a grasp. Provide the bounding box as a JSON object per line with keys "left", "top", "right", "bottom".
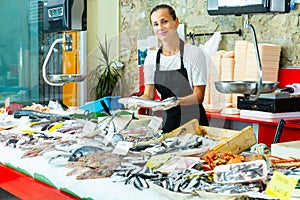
{"left": 0, "top": 0, "right": 63, "bottom": 106}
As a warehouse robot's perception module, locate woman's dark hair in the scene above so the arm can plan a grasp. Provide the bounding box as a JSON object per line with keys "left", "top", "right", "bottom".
{"left": 150, "top": 4, "right": 177, "bottom": 23}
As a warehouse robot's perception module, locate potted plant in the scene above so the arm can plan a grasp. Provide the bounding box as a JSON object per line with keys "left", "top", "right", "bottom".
{"left": 88, "top": 36, "right": 123, "bottom": 100}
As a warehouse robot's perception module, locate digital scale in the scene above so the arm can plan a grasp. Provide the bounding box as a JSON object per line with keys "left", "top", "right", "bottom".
{"left": 237, "top": 95, "right": 300, "bottom": 113}
{"left": 44, "top": 0, "right": 87, "bottom": 33}
{"left": 42, "top": 0, "right": 87, "bottom": 86}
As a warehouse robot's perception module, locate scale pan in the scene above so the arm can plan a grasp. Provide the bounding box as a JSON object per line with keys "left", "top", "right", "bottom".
{"left": 48, "top": 74, "right": 86, "bottom": 83}
{"left": 215, "top": 81, "right": 278, "bottom": 94}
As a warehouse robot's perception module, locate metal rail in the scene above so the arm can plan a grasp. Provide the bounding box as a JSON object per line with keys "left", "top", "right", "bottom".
{"left": 187, "top": 29, "right": 242, "bottom": 45}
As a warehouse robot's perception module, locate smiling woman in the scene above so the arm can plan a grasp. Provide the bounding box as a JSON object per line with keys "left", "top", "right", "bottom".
{"left": 140, "top": 4, "right": 209, "bottom": 133}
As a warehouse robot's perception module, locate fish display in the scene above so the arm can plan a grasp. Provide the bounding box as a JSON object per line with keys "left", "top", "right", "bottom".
{"left": 1, "top": 102, "right": 300, "bottom": 198}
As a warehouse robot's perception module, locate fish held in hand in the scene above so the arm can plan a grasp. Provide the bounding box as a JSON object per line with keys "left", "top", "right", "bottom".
{"left": 118, "top": 96, "right": 179, "bottom": 111}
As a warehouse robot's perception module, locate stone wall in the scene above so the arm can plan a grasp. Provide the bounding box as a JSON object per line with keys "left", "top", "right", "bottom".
{"left": 119, "top": 1, "right": 300, "bottom": 94}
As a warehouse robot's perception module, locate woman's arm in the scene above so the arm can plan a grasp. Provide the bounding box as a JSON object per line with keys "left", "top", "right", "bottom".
{"left": 140, "top": 84, "right": 155, "bottom": 100}
{"left": 178, "top": 85, "right": 206, "bottom": 106}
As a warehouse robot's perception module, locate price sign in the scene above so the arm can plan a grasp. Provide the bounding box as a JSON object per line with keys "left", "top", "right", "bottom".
{"left": 147, "top": 116, "right": 163, "bottom": 132}
{"left": 266, "top": 171, "right": 298, "bottom": 200}
{"left": 82, "top": 120, "right": 97, "bottom": 134}
{"left": 103, "top": 123, "right": 115, "bottom": 146}
{"left": 5, "top": 97, "right": 10, "bottom": 108}
{"left": 146, "top": 153, "right": 172, "bottom": 169}
{"left": 112, "top": 141, "right": 133, "bottom": 155}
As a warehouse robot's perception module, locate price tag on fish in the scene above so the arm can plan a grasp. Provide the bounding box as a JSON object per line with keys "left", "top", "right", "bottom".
{"left": 214, "top": 160, "right": 267, "bottom": 184}
{"left": 5, "top": 97, "right": 10, "bottom": 108}
{"left": 103, "top": 122, "right": 115, "bottom": 146}
{"left": 146, "top": 153, "right": 172, "bottom": 169}
{"left": 147, "top": 116, "right": 163, "bottom": 132}
{"left": 266, "top": 171, "right": 298, "bottom": 200}
{"left": 112, "top": 141, "right": 133, "bottom": 155}
{"left": 82, "top": 120, "right": 97, "bottom": 134}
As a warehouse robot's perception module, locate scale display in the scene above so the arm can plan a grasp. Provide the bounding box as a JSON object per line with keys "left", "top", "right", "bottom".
{"left": 48, "top": 7, "right": 63, "bottom": 18}
{"left": 44, "top": 0, "right": 86, "bottom": 32}
{"left": 218, "top": 0, "right": 264, "bottom": 7}
{"left": 207, "top": 0, "right": 290, "bottom": 15}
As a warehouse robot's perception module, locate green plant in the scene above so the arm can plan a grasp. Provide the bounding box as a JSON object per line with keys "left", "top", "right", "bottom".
{"left": 89, "top": 36, "right": 123, "bottom": 100}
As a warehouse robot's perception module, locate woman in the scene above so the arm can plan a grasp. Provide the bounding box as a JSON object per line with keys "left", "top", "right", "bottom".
{"left": 141, "top": 4, "right": 209, "bottom": 133}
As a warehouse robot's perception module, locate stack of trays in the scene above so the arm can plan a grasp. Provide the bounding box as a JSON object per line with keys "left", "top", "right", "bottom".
{"left": 206, "top": 50, "right": 235, "bottom": 107}
{"left": 245, "top": 43, "right": 281, "bottom": 82}
{"left": 204, "top": 50, "right": 224, "bottom": 106}
{"left": 234, "top": 41, "right": 281, "bottom": 82}
{"left": 232, "top": 41, "right": 249, "bottom": 107}
{"left": 234, "top": 40, "right": 248, "bottom": 81}
{"left": 220, "top": 51, "right": 235, "bottom": 104}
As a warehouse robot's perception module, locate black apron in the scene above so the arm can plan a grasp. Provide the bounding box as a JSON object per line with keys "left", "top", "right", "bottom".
{"left": 154, "top": 39, "right": 208, "bottom": 133}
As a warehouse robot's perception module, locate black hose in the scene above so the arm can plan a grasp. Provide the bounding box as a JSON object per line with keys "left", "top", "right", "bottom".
{"left": 100, "top": 100, "right": 112, "bottom": 116}
{"left": 273, "top": 119, "right": 286, "bottom": 144}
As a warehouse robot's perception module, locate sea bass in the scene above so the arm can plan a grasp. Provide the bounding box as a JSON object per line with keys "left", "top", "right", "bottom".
{"left": 68, "top": 146, "right": 101, "bottom": 162}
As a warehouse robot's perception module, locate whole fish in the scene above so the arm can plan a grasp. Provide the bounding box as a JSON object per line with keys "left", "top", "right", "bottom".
{"left": 14, "top": 110, "right": 72, "bottom": 120}
{"left": 118, "top": 96, "right": 178, "bottom": 111}
{"left": 48, "top": 154, "right": 71, "bottom": 166}
{"left": 66, "top": 166, "right": 92, "bottom": 176}
{"left": 76, "top": 168, "right": 112, "bottom": 180}
{"left": 68, "top": 146, "right": 101, "bottom": 162}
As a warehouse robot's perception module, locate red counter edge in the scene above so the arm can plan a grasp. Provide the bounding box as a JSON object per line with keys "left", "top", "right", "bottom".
{"left": 0, "top": 163, "right": 79, "bottom": 200}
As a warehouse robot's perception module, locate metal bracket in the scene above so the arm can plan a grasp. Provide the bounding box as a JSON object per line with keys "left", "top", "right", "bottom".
{"left": 64, "top": 33, "right": 73, "bottom": 51}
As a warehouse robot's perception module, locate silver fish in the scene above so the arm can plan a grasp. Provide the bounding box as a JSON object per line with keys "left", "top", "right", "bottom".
{"left": 118, "top": 96, "right": 178, "bottom": 111}
{"left": 133, "top": 175, "right": 149, "bottom": 190}
{"left": 48, "top": 154, "right": 71, "bottom": 166}
{"left": 68, "top": 146, "right": 101, "bottom": 161}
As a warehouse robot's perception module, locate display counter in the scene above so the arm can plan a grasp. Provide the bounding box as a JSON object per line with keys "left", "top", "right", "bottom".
{"left": 0, "top": 145, "right": 168, "bottom": 200}
{"left": 207, "top": 112, "right": 300, "bottom": 146}
{"left": 0, "top": 109, "right": 299, "bottom": 199}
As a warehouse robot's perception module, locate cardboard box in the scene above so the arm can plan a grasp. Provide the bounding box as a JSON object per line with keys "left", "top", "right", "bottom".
{"left": 204, "top": 126, "right": 257, "bottom": 155}
{"left": 165, "top": 119, "right": 257, "bottom": 155}
{"left": 271, "top": 140, "right": 300, "bottom": 159}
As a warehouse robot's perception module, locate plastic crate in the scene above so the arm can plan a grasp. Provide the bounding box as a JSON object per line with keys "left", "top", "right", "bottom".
{"left": 80, "top": 96, "right": 123, "bottom": 113}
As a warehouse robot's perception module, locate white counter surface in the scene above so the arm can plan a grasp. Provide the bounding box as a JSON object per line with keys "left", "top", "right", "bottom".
{"left": 0, "top": 144, "right": 172, "bottom": 200}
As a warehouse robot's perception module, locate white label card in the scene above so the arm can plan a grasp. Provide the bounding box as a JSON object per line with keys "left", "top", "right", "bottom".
{"left": 5, "top": 97, "right": 10, "bottom": 108}
{"left": 103, "top": 123, "right": 115, "bottom": 146}
{"left": 147, "top": 116, "right": 163, "bottom": 132}
{"left": 112, "top": 141, "right": 133, "bottom": 155}
{"left": 82, "top": 121, "right": 97, "bottom": 134}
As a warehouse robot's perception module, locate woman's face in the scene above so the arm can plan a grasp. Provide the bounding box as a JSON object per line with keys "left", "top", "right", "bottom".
{"left": 150, "top": 8, "right": 179, "bottom": 41}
